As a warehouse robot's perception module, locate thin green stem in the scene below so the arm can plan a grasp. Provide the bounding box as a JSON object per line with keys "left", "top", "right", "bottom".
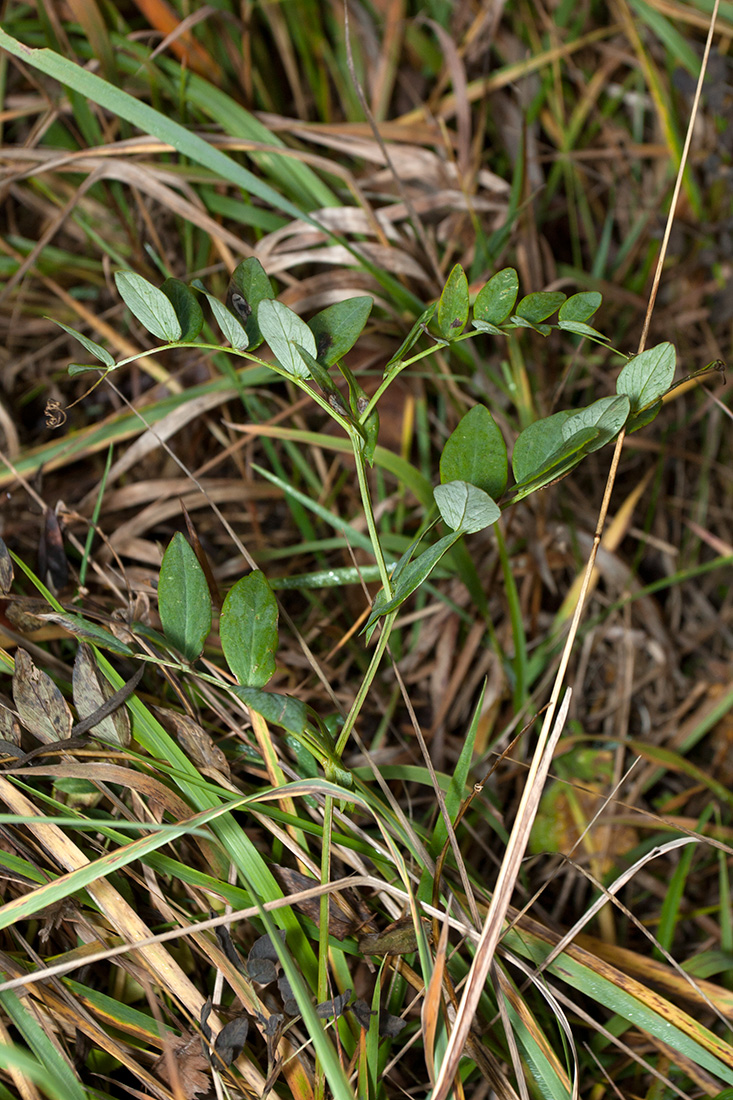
{"left": 333, "top": 611, "right": 396, "bottom": 758}
{"left": 315, "top": 792, "right": 335, "bottom": 1100}
{"left": 350, "top": 429, "right": 393, "bottom": 593}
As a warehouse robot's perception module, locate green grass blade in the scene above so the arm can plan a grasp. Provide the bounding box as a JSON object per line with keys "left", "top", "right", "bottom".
{"left": 0, "top": 29, "right": 320, "bottom": 224}
{"left": 0, "top": 986, "right": 86, "bottom": 1100}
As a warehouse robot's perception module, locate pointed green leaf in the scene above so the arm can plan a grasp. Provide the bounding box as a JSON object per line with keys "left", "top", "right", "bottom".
{"left": 68, "top": 364, "right": 103, "bottom": 376}
{"left": 511, "top": 411, "right": 573, "bottom": 485}
{"left": 562, "top": 394, "right": 630, "bottom": 453}
{"left": 160, "top": 278, "right": 204, "bottom": 341}
{"left": 35, "top": 614, "right": 134, "bottom": 656}
{"left": 474, "top": 268, "right": 519, "bottom": 326}
{"left": 294, "top": 343, "right": 352, "bottom": 418}
{"left": 557, "top": 320, "right": 609, "bottom": 342}
{"left": 364, "top": 532, "right": 461, "bottom": 632}
{"left": 226, "top": 258, "right": 275, "bottom": 350}
{"left": 258, "top": 299, "right": 316, "bottom": 379}
{"left": 220, "top": 571, "right": 278, "bottom": 688}
{"left": 51, "top": 320, "right": 115, "bottom": 366}
{"left": 114, "top": 270, "right": 182, "bottom": 341}
{"left": 616, "top": 341, "right": 676, "bottom": 412}
{"left": 439, "top": 405, "right": 507, "bottom": 499}
{"left": 383, "top": 304, "right": 436, "bottom": 376}
{"left": 158, "top": 533, "right": 212, "bottom": 662}
{"left": 308, "top": 296, "right": 373, "bottom": 365}
{"left": 437, "top": 264, "right": 469, "bottom": 338}
{"left": 558, "top": 291, "right": 602, "bottom": 324}
{"left": 434, "top": 481, "right": 500, "bottom": 534}
{"left": 509, "top": 317, "right": 552, "bottom": 335}
{"left": 511, "top": 426, "right": 599, "bottom": 500}
{"left": 626, "top": 401, "right": 662, "bottom": 433}
{"left": 514, "top": 291, "right": 566, "bottom": 325}
{"left": 231, "top": 686, "right": 306, "bottom": 734}
{"left": 471, "top": 319, "right": 503, "bottom": 336}
{"left": 191, "top": 280, "right": 248, "bottom": 349}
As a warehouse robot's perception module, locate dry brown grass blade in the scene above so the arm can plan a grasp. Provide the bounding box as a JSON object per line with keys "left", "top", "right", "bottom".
{"left": 431, "top": 689, "right": 572, "bottom": 1099}
{"left": 0, "top": 778, "right": 222, "bottom": 1015}
{"left": 398, "top": 25, "right": 621, "bottom": 124}
{"left": 422, "top": 907, "right": 449, "bottom": 1089}
{"left": 343, "top": 1, "right": 443, "bottom": 286}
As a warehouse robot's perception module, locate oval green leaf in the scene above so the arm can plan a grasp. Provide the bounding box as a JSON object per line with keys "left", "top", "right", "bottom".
{"left": 160, "top": 278, "right": 204, "bottom": 341}
{"left": 616, "top": 341, "right": 676, "bottom": 412}
{"left": 511, "top": 411, "right": 573, "bottom": 485}
{"left": 511, "top": 426, "right": 599, "bottom": 500}
{"left": 226, "top": 257, "right": 275, "bottom": 350}
{"left": 561, "top": 394, "right": 630, "bottom": 453}
{"left": 558, "top": 291, "right": 602, "bottom": 324}
{"left": 220, "top": 571, "right": 278, "bottom": 688}
{"left": 514, "top": 291, "right": 566, "bottom": 324}
{"left": 231, "top": 686, "right": 306, "bottom": 734}
{"left": 308, "top": 296, "right": 373, "bottom": 365}
{"left": 191, "top": 280, "right": 248, "bottom": 350}
{"left": 434, "top": 481, "right": 500, "bottom": 534}
{"left": 439, "top": 405, "right": 507, "bottom": 499}
{"left": 437, "top": 263, "right": 469, "bottom": 338}
{"left": 52, "top": 320, "right": 115, "bottom": 366}
{"left": 114, "top": 270, "right": 182, "bottom": 342}
{"left": 158, "top": 533, "right": 212, "bottom": 662}
{"left": 258, "top": 299, "right": 316, "bottom": 379}
{"left": 474, "top": 268, "right": 518, "bottom": 325}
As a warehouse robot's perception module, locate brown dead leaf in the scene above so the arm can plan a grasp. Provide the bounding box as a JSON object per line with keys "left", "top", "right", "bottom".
{"left": 38, "top": 508, "right": 68, "bottom": 593}
{"left": 274, "top": 865, "right": 365, "bottom": 940}
{"left": 12, "top": 648, "right": 73, "bottom": 743}
{"left": 152, "top": 1032, "right": 210, "bottom": 1098}
{"left": 0, "top": 537, "right": 13, "bottom": 594}
{"left": 155, "top": 708, "right": 230, "bottom": 778}
{"left": 73, "top": 643, "right": 131, "bottom": 748}
{"left": 0, "top": 694, "right": 21, "bottom": 747}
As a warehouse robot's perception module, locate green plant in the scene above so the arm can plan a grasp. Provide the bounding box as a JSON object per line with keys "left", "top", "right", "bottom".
{"left": 2, "top": 4, "right": 731, "bottom": 1097}
{"left": 24, "top": 256, "right": 723, "bottom": 1098}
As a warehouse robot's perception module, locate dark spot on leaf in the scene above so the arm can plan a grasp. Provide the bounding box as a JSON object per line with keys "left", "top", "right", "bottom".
{"left": 227, "top": 290, "right": 251, "bottom": 322}
{"left": 316, "top": 332, "right": 332, "bottom": 359}
{"left": 328, "top": 392, "right": 349, "bottom": 416}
